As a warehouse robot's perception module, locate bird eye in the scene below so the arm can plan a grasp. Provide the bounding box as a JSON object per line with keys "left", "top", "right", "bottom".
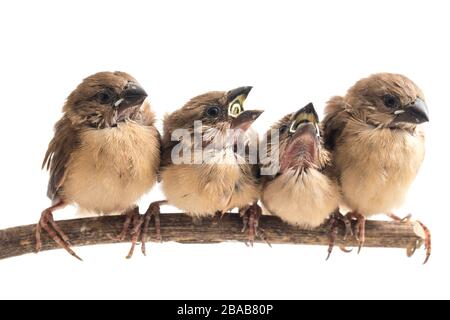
{"left": 279, "top": 125, "right": 288, "bottom": 134}
{"left": 383, "top": 94, "right": 400, "bottom": 109}
{"left": 96, "top": 89, "right": 114, "bottom": 104}
{"left": 206, "top": 105, "right": 221, "bottom": 118}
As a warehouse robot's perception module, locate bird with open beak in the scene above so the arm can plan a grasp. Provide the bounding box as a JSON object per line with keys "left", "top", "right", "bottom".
{"left": 153, "top": 86, "right": 264, "bottom": 243}
{"left": 38, "top": 71, "right": 161, "bottom": 259}
{"left": 260, "top": 103, "right": 341, "bottom": 257}
{"left": 322, "top": 73, "right": 431, "bottom": 263}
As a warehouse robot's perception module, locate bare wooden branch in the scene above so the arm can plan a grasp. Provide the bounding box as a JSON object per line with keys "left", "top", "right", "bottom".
{"left": 0, "top": 213, "right": 422, "bottom": 260}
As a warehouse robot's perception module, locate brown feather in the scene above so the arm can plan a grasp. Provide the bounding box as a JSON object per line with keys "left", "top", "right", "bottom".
{"left": 160, "top": 90, "right": 260, "bottom": 216}
{"left": 43, "top": 71, "right": 160, "bottom": 213}
{"left": 322, "top": 73, "right": 427, "bottom": 216}
{"left": 260, "top": 110, "right": 340, "bottom": 228}
{"left": 43, "top": 116, "right": 80, "bottom": 201}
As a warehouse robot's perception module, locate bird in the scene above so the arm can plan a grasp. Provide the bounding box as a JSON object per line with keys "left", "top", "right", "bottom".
{"left": 260, "top": 103, "right": 343, "bottom": 258}
{"left": 38, "top": 71, "right": 161, "bottom": 259}
{"left": 322, "top": 73, "right": 431, "bottom": 263}
{"left": 154, "top": 86, "right": 264, "bottom": 243}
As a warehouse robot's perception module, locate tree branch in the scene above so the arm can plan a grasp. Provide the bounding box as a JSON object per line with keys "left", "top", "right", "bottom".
{"left": 0, "top": 213, "right": 422, "bottom": 260}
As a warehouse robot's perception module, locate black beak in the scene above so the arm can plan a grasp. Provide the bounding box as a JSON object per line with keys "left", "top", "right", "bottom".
{"left": 394, "top": 98, "right": 429, "bottom": 124}
{"left": 114, "top": 82, "right": 148, "bottom": 112}
{"left": 289, "top": 102, "right": 320, "bottom": 136}
{"left": 230, "top": 110, "right": 264, "bottom": 130}
{"left": 227, "top": 86, "right": 253, "bottom": 103}
{"left": 292, "top": 102, "right": 319, "bottom": 124}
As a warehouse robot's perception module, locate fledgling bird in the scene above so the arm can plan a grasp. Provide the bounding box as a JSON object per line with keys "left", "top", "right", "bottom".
{"left": 322, "top": 73, "right": 431, "bottom": 263}
{"left": 154, "top": 87, "right": 264, "bottom": 242}
{"left": 261, "top": 103, "right": 340, "bottom": 227}
{"left": 38, "top": 71, "right": 161, "bottom": 259}
{"left": 260, "top": 103, "right": 343, "bottom": 257}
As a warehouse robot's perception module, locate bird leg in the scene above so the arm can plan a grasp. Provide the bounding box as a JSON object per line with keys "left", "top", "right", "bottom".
{"left": 240, "top": 203, "right": 271, "bottom": 247}
{"left": 346, "top": 211, "right": 366, "bottom": 254}
{"left": 113, "top": 202, "right": 166, "bottom": 259}
{"left": 416, "top": 221, "right": 431, "bottom": 264}
{"left": 326, "top": 210, "right": 353, "bottom": 261}
{"left": 126, "top": 207, "right": 144, "bottom": 259}
{"left": 110, "top": 206, "right": 143, "bottom": 259}
{"left": 35, "top": 200, "right": 82, "bottom": 261}
{"left": 215, "top": 210, "right": 231, "bottom": 222}
{"left": 212, "top": 211, "right": 229, "bottom": 227}
{"left": 212, "top": 211, "right": 222, "bottom": 225}
{"left": 387, "top": 213, "right": 431, "bottom": 264}
{"left": 387, "top": 213, "right": 412, "bottom": 222}
{"left": 141, "top": 200, "right": 167, "bottom": 256}
{"left": 113, "top": 206, "right": 139, "bottom": 242}
{"left": 240, "top": 205, "right": 251, "bottom": 244}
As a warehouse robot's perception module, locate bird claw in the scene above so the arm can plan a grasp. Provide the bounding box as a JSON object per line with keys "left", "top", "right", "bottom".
{"left": 35, "top": 203, "right": 82, "bottom": 261}
{"left": 213, "top": 211, "right": 229, "bottom": 226}
{"left": 326, "top": 217, "right": 338, "bottom": 261}
{"left": 346, "top": 212, "right": 366, "bottom": 254}
{"left": 407, "top": 239, "right": 420, "bottom": 258}
{"left": 110, "top": 207, "right": 138, "bottom": 242}
{"left": 414, "top": 221, "right": 431, "bottom": 264}
{"left": 126, "top": 212, "right": 144, "bottom": 259}
{"left": 342, "top": 216, "right": 353, "bottom": 241}
{"left": 241, "top": 203, "right": 271, "bottom": 247}
{"left": 141, "top": 201, "right": 164, "bottom": 256}
{"left": 326, "top": 211, "right": 352, "bottom": 260}
{"left": 388, "top": 213, "right": 431, "bottom": 264}
{"left": 387, "top": 213, "right": 412, "bottom": 223}
{"left": 112, "top": 202, "right": 164, "bottom": 259}
{"left": 339, "top": 245, "right": 353, "bottom": 253}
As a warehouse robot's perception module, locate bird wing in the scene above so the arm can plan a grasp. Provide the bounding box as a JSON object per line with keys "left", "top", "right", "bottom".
{"left": 138, "top": 100, "right": 164, "bottom": 181}
{"left": 322, "top": 96, "right": 348, "bottom": 152}
{"left": 42, "top": 116, "right": 80, "bottom": 200}
{"left": 247, "top": 143, "right": 261, "bottom": 181}
{"left": 160, "top": 139, "right": 178, "bottom": 176}
{"left": 155, "top": 130, "right": 163, "bottom": 183}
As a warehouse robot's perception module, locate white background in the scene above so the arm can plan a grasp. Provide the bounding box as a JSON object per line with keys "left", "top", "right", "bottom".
{"left": 0, "top": 0, "right": 449, "bottom": 299}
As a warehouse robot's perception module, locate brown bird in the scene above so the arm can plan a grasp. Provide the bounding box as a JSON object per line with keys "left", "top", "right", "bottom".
{"left": 322, "top": 73, "right": 431, "bottom": 263}
{"left": 153, "top": 87, "right": 264, "bottom": 242}
{"left": 38, "top": 71, "right": 161, "bottom": 259}
{"left": 260, "top": 103, "right": 343, "bottom": 257}
{"left": 261, "top": 103, "right": 339, "bottom": 226}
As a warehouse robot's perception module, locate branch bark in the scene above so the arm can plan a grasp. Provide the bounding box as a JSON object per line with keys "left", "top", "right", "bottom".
{"left": 0, "top": 213, "right": 422, "bottom": 260}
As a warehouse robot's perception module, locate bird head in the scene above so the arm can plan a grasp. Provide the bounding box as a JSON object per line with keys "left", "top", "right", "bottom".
{"left": 64, "top": 71, "right": 148, "bottom": 128}
{"left": 345, "top": 73, "right": 429, "bottom": 129}
{"left": 164, "top": 86, "right": 263, "bottom": 142}
{"left": 263, "top": 103, "right": 326, "bottom": 175}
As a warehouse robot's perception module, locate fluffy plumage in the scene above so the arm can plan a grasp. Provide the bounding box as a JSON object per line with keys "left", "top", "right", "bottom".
{"left": 160, "top": 87, "right": 262, "bottom": 217}
{"left": 261, "top": 103, "right": 340, "bottom": 228}
{"left": 38, "top": 71, "right": 160, "bottom": 258}
{"left": 322, "top": 73, "right": 428, "bottom": 217}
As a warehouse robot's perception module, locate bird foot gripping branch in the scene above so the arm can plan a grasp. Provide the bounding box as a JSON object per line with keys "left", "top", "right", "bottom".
{"left": 326, "top": 210, "right": 353, "bottom": 261}
{"left": 387, "top": 213, "right": 431, "bottom": 264}
{"left": 325, "top": 211, "right": 431, "bottom": 264}
{"left": 35, "top": 200, "right": 82, "bottom": 261}
{"left": 240, "top": 203, "right": 271, "bottom": 247}
{"left": 140, "top": 200, "right": 166, "bottom": 256}
{"left": 411, "top": 220, "right": 431, "bottom": 264}
{"left": 110, "top": 201, "right": 165, "bottom": 259}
